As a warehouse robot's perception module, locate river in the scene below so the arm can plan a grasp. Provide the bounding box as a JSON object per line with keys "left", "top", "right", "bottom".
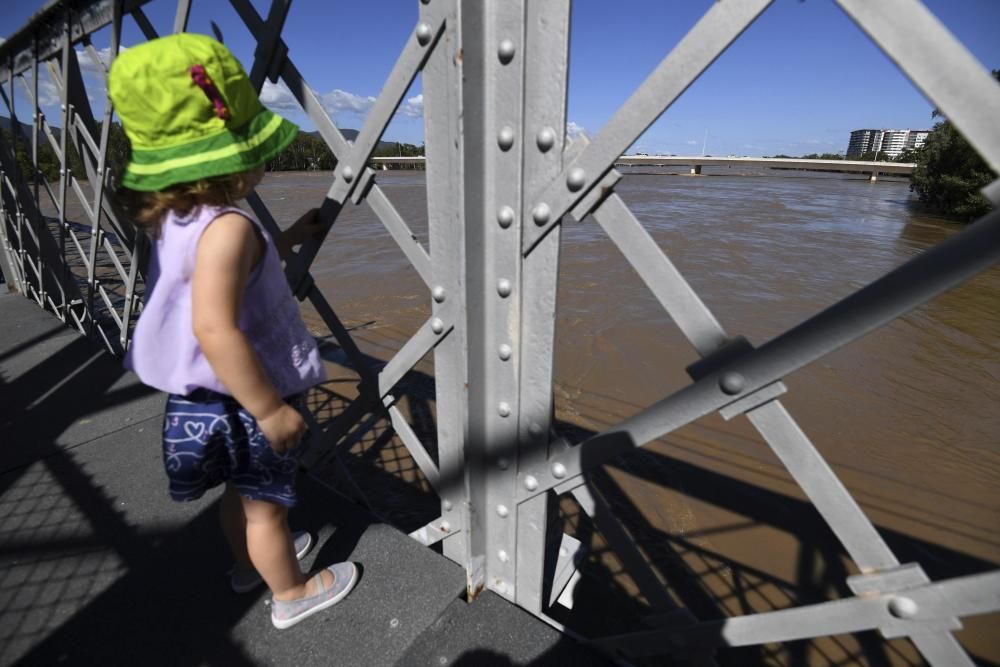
{"left": 253, "top": 167, "right": 999, "bottom": 665}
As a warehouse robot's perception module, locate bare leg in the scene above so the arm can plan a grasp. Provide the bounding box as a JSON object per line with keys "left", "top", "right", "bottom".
{"left": 219, "top": 483, "right": 252, "bottom": 572}
{"left": 241, "top": 496, "right": 332, "bottom": 600}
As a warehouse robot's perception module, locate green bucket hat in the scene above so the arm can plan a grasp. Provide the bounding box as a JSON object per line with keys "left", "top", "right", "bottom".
{"left": 108, "top": 33, "right": 298, "bottom": 191}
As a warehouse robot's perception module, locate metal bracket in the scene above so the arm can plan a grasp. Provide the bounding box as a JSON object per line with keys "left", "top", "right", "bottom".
{"left": 848, "top": 563, "right": 963, "bottom": 639}
{"left": 409, "top": 517, "right": 460, "bottom": 547}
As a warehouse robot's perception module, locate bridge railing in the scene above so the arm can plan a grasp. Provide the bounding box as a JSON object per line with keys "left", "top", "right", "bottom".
{"left": 1, "top": 1, "right": 999, "bottom": 664}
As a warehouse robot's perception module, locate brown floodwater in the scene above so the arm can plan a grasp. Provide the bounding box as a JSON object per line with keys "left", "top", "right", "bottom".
{"left": 44, "top": 167, "right": 998, "bottom": 664}
{"left": 254, "top": 167, "right": 999, "bottom": 665}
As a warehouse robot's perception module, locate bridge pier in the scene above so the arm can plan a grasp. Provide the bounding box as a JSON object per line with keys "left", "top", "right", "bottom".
{"left": 870, "top": 170, "right": 878, "bottom": 183}
{"left": 690, "top": 164, "right": 702, "bottom": 175}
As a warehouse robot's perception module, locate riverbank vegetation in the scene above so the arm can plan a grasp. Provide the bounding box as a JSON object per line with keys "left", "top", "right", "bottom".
{"left": 909, "top": 70, "right": 998, "bottom": 223}
{"left": 1, "top": 119, "right": 424, "bottom": 185}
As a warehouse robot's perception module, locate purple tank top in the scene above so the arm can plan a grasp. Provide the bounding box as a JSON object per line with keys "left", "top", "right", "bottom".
{"left": 125, "top": 204, "right": 325, "bottom": 398}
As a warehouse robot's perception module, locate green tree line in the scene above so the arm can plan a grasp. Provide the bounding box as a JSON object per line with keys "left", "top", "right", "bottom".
{"left": 909, "top": 69, "right": 999, "bottom": 223}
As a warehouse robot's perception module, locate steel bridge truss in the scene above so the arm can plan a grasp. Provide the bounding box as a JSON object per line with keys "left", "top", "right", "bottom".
{"left": 1, "top": 0, "right": 999, "bottom": 663}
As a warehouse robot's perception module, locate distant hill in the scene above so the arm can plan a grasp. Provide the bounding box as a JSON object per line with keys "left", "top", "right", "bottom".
{"left": 304, "top": 129, "right": 400, "bottom": 153}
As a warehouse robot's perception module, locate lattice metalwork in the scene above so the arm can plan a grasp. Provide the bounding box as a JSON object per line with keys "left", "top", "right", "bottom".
{"left": 1, "top": 0, "right": 998, "bottom": 664}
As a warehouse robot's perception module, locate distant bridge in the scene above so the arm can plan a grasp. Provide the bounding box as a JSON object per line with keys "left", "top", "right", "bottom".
{"left": 372, "top": 155, "right": 915, "bottom": 181}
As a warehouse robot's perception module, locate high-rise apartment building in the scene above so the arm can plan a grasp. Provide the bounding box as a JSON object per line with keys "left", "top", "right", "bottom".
{"left": 846, "top": 129, "right": 931, "bottom": 159}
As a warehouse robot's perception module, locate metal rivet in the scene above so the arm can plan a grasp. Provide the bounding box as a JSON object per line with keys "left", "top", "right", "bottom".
{"left": 416, "top": 23, "right": 433, "bottom": 45}
{"left": 719, "top": 371, "right": 744, "bottom": 395}
{"left": 498, "top": 344, "right": 512, "bottom": 361}
{"left": 341, "top": 165, "right": 354, "bottom": 182}
{"left": 432, "top": 286, "right": 446, "bottom": 302}
{"left": 497, "top": 457, "right": 509, "bottom": 470}
{"left": 532, "top": 203, "right": 550, "bottom": 226}
{"left": 498, "top": 39, "right": 515, "bottom": 64}
{"left": 497, "top": 206, "right": 514, "bottom": 229}
{"left": 498, "top": 402, "right": 511, "bottom": 417}
{"left": 567, "top": 167, "right": 586, "bottom": 191}
{"left": 443, "top": 499, "right": 453, "bottom": 511}
{"left": 495, "top": 580, "right": 508, "bottom": 594}
{"left": 888, "top": 596, "right": 918, "bottom": 619}
{"left": 524, "top": 475, "right": 538, "bottom": 491}
{"left": 431, "top": 318, "right": 445, "bottom": 334}
{"left": 496, "top": 504, "right": 509, "bottom": 518}
{"left": 528, "top": 423, "right": 544, "bottom": 438}
{"left": 440, "top": 520, "right": 451, "bottom": 532}
{"left": 551, "top": 462, "right": 567, "bottom": 479}
{"left": 497, "top": 126, "right": 514, "bottom": 151}
{"left": 497, "top": 279, "right": 512, "bottom": 298}
{"left": 536, "top": 127, "right": 555, "bottom": 152}
{"left": 498, "top": 550, "right": 510, "bottom": 563}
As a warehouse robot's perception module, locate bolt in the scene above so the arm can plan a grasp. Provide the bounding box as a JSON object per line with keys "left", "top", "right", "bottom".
{"left": 719, "top": 371, "right": 744, "bottom": 395}
{"left": 497, "top": 39, "right": 515, "bottom": 64}
{"left": 536, "top": 127, "right": 555, "bottom": 152}
{"left": 498, "top": 550, "right": 510, "bottom": 563}
{"left": 497, "top": 205, "right": 514, "bottom": 228}
{"left": 440, "top": 520, "right": 451, "bottom": 532}
{"left": 498, "top": 402, "right": 511, "bottom": 417}
{"left": 497, "top": 457, "right": 509, "bottom": 470}
{"left": 497, "top": 126, "right": 514, "bottom": 151}
{"left": 532, "top": 202, "right": 550, "bottom": 226}
{"left": 496, "top": 504, "right": 509, "bottom": 518}
{"left": 432, "top": 285, "right": 446, "bottom": 302}
{"left": 431, "top": 318, "right": 445, "bottom": 334}
{"left": 524, "top": 475, "right": 538, "bottom": 491}
{"left": 497, "top": 279, "right": 512, "bottom": 298}
{"left": 416, "top": 23, "right": 433, "bottom": 45}
{"left": 341, "top": 165, "right": 354, "bottom": 182}
{"left": 495, "top": 580, "right": 508, "bottom": 594}
{"left": 443, "top": 499, "right": 453, "bottom": 511}
{"left": 551, "top": 462, "right": 567, "bottom": 479}
{"left": 567, "top": 167, "right": 586, "bottom": 191}
{"left": 888, "top": 596, "right": 918, "bottom": 619}
{"left": 498, "top": 344, "right": 512, "bottom": 361}
{"left": 528, "top": 423, "right": 544, "bottom": 438}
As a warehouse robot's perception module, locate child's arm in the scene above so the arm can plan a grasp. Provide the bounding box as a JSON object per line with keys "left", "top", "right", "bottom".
{"left": 275, "top": 208, "right": 323, "bottom": 260}
{"left": 192, "top": 212, "right": 304, "bottom": 452}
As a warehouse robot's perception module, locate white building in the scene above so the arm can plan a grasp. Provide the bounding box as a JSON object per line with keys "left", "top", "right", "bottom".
{"left": 846, "top": 129, "right": 931, "bottom": 159}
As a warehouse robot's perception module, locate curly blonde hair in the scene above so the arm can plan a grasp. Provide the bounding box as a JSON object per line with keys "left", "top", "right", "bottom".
{"left": 118, "top": 168, "right": 262, "bottom": 235}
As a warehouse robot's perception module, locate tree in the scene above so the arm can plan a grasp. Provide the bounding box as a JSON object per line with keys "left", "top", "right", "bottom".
{"left": 910, "top": 69, "right": 999, "bottom": 223}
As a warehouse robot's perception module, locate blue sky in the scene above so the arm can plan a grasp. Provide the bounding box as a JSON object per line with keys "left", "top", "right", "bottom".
{"left": 2, "top": 0, "right": 999, "bottom": 156}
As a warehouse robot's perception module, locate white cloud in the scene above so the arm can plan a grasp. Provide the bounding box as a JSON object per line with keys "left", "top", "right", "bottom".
{"left": 686, "top": 139, "right": 698, "bottom": 145}
{"left": 566, "top": 120, "right": 585, "bottom": 138}
{"left": 398, "top": 93, "right": 423, "bottom": 118}
{"left": 322, "top": 88, "right": 376, "bottom": 117}
{"left": 260, "top": 79, "right": 301, "bottom": 113}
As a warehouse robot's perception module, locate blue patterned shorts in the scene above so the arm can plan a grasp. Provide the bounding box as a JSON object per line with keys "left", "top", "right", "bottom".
{"left": 161, "top": 389, "right": 303, "bottom": 507}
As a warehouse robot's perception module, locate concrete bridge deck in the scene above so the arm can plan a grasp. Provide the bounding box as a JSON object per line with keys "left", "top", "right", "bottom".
{"left": 370, "top": 155, "right": 915, "bottom": 177}
{"left": 0, "top": 291, "right": 607, "bottom": 666}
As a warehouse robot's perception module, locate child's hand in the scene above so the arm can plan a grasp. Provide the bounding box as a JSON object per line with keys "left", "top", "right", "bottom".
{"left": 283, "top": 208, "right": 324, "bottom": 248}
{"left": 257, "top": 403, "right": 306, "bottom": 453}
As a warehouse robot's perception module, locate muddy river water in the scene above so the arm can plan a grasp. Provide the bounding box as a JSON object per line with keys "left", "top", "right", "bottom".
{"left": 256, "top": 168, "right": 999, "bottom": 663}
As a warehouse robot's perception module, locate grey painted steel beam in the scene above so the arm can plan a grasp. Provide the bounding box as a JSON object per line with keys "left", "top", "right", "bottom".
{"left": 0, "top": 0, "right": 154, "bottom": 79}
{"left": 592, "top": 570, "right": 1000, "bottom": 657}
{"left": 514, "top": 0, "right": 571, "bottom": 616}
{"left": 420, "top": 0, "right": 468, "bottom": 566}
{"left": 836, "top": 0, "right": 1000, "bottom": 174}
{"left": 523, "top": 0, "right": 773, "bottom": 255}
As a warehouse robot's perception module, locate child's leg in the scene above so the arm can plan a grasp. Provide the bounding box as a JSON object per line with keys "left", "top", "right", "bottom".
{"left": 241, "top": 496, "right": 332, "bottom": 600}
{"left": 219, "top": 482, "right": 252, "bottom": 571}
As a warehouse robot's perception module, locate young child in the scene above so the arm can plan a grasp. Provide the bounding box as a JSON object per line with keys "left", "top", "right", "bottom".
{"left": 108, "top": 33, "right": 357, "bottom": 629}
